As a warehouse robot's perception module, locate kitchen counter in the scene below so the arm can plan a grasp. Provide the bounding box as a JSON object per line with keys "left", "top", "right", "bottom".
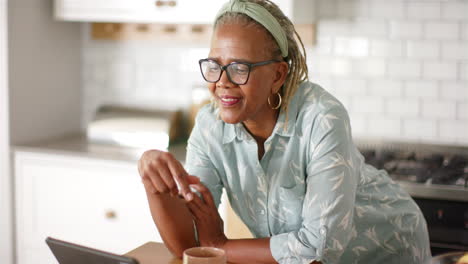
{"left": 13, "top": 134, "right": 187, "bottom": 163}
{"left": 125, "top": 242, "right": 234, "bottom": 264}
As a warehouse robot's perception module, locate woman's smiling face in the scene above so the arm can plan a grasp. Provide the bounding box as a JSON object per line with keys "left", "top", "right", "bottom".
{"left": 207, "top": 23, "right": 285, "bottom": 125}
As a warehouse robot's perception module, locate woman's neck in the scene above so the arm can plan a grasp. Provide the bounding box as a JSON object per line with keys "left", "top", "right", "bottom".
{"left": 242, "top": 108, "right": 280, "bottom": 143}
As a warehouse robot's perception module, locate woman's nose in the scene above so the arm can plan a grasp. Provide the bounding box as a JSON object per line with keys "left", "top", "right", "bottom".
{"left": 217, "top": 70, "right": 234, "bottom": 88}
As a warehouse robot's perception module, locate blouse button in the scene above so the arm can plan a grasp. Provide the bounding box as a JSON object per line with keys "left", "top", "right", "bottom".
{"left": 260, "top": 209, "right": 265, "bottom": 215}
{"left": 319, "top": 226, "right": 327, "bottom": 236}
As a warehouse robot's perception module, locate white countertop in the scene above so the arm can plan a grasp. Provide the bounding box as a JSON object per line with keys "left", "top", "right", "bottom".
{"left": 14, "top": 134, "right": 187, "bottom": 164}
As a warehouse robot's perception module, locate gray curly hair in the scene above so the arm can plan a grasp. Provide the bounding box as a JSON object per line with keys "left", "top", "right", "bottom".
{"left": 214, "top": 0, "right": 309, "bottom": 117}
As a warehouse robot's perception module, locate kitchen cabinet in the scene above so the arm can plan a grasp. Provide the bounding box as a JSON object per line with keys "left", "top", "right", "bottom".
{"left": 14, "top": 144, "right": 233, "bottom": 264}
{"left": 54, "top": 0, "right": 316, "bottom": 24}
{"left": 14, "top": 151, "right": 161, "bottom": 264}
{"left": 54, "top": 0, "right": 226, "bottom": 24}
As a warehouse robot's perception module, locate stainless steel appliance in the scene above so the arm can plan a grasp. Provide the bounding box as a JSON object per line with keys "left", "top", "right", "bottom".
{"left": 87, "top": 105, "right": 185, "bottom": 150}
{"left": 356, "top": 140, "right": 468, "bottom": 256}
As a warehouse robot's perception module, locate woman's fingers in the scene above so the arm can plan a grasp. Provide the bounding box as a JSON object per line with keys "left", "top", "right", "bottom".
{"left": 141, "top": 176, "right": 157, "bottom": 194}
{"left": 138, "top": 150, "right": 197, "bottom": 200}
{"left": 166, "top": 154, "right": 193, "bottom": 201}
{"left": 186, "top": 193, "right": 206, "bottom": 220}
{"left": 189, "top": 183, "right": 216, "bottom": 209}
{"left": 155, "top": 163, "right": 178, "bottom": 196}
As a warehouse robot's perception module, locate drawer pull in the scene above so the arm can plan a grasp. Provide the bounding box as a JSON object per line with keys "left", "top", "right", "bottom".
{"left": 105, "top": 210, "right": 117, "bottom": 219}
{"left": 155, "top": 1, "right": 177, "bottom": 7}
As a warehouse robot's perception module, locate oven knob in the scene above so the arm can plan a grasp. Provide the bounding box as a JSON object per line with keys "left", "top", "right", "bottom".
{"left": 437, "top": 209, "right": 443, "bottom": 220}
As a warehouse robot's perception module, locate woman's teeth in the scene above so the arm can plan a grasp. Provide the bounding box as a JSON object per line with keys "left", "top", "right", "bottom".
{"left": 221, "top": 98, "right": 237, "bottom": 102}
{"left": 220, "top": 97, "right": 240, "bottom": 106}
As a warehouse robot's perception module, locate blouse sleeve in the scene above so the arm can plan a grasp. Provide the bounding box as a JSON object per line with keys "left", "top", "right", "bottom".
{"left": 270, "top": 106, "right": 358, "bottom": 264}
{"left": 184, "top": 110, "right": 224, "bottom": 208}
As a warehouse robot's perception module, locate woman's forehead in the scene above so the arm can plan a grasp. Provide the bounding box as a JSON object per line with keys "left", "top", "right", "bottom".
{"left": 209, "top": 24, "right": 273, "bottom": 61}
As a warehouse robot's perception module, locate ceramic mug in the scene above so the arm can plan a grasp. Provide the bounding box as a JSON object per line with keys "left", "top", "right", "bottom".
{"left": 183, "top": 247, "right": 226, "bottom": 264}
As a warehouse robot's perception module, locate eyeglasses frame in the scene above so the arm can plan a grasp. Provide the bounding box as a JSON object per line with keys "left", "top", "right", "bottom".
{"left": 198, "top": 58, "right": 281, "bottom": 85}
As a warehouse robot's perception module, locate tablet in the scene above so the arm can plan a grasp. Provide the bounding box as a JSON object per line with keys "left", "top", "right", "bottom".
{"left": 45, "top": 237, "right": 139, "bottom": 264}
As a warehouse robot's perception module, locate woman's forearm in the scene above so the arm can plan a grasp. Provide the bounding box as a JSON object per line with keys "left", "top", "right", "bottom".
{"left": 220, "top": 238, "right": 276, "bottom": 264}
{"left": 220, "top": 238, "right": 322, "bottom": 264}
{"left": 145, "top": 190, "right": 197, "bottom": 257}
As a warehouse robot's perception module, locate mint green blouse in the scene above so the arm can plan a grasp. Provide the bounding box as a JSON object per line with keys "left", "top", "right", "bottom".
{"left": 185, "top": 82, "right": 431, "bottom": 264}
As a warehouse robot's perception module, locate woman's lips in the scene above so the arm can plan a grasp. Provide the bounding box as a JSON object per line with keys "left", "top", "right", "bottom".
{"left": 219, "top": 95, "right": 241, "bottom": 107}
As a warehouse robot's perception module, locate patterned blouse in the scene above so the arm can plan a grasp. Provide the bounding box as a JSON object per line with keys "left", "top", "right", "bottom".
{"left": 185, "top": 81, "right": 431, "bottom": 264}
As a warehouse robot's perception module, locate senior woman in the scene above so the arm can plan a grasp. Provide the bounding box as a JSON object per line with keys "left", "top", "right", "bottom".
{"left": 138, "top": 0, "right": 431, "bottom": 263}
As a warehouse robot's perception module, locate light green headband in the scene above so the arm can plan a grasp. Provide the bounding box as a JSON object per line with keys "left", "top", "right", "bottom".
{"left": 214, "top": 0, "right": 288, "bottom": 58}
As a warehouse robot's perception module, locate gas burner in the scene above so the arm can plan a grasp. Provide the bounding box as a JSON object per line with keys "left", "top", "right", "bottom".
{"left": 360, "top": 148, "right": 468, "bottom": 187}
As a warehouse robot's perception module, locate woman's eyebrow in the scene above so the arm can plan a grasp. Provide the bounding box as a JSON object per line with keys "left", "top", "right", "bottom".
{"left": 207, "top": 57, "right": 252, "bottom": 64}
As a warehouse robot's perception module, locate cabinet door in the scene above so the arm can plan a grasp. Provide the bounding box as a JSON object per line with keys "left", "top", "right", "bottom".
{"left": 55, "top": 0, "right": 225, "bottom": 24}
{"left": 15, "top": 152, "right": 161, "bottom": 264}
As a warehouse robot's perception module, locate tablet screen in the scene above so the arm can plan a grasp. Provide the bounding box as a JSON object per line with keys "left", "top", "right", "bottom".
{"left": 46, "top": 237, "right": 139, "bottom": 264}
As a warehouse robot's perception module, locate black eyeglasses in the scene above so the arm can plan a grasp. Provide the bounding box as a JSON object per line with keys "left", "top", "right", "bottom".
{"left": 198, "top": 59, "right": 281, "bottom": 85}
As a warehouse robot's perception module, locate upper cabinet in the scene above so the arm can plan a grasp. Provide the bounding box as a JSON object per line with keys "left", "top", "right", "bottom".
{"left": 54, "top": 0, "right": 316, "bottom": 24}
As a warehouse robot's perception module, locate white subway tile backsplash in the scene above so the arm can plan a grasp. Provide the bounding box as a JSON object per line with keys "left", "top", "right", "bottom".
{"left": 386, "top": 98, "right": 420, "bottom": 117}
{"left": 351, "top": 96, "right": 384, "bottom": 115}
{"left": 367, "top": 117, "right": 401, "bottom": 137}
{"left": 368, "top": 80, "right": 403, "bottom": 97}
{"left": 334, "top": 79, "right": 367, "bottom": 95}
{"left": 330, "top": 58, "right": 354, "bottom": 76}
{"left": 405, "top": 81, "right": 438, "bottom": 98}
{"left": 459, "top": 102, "right": 468, "bottom": 120}
{"left": 424, "top": 22, "right": 460, "bottom": 40}
{"left": 336, "top": 0, "right": 369, "bottom": 18}
{"left": 353, "top": 59, "right": 386, "bottom": 77}
{"left": 370, "top": 1, "right": 405, "bottom": 19}
{"left": 439, "top": 121, "right": 468, "bottom": 141}
{"left": 350, "top": 19, "right": 388, "bottom": 38}
{"left": 370, "top": 40, "right": 404, "bottom": 58}
{"left": 439, "top": 81, "right": 468, "bottom": 101}
{"left": 334, "top": 37, "right": 369, "bottom": 57}
{"left": 349, "top": 115, "right": 367, "bottom": 136}
{"left": 312, "top": 36, "right": 333, "bottom": 55}
{"left": 403, "top": 119, "right": 437, "bottom": 139}
{"left": 422, "top": 62, "right": 458, "bottom": 80}
{"left": 422, "top": 100, "right": 456, "bottom": 119}
{"left": 462, "top": 63, "right": 468, "bottom": 81}
{"left": 441, "top": 1, "right": 468, "bottom": 21}
{"left": 463, "top": 23, "right": 468, "bottom": 40}
{"left": 318, "top": 20, "right": 352, "bottom": 37}
{"left": 317, "top": 0, "right": 337, "bottom": 18}
{"left": 390, "top": 21, "right": 424, "bottom": 39}
{"left": 407, "top": 2, "right": 441, "bottom": 20}
{"left": 442, "top": 42, "right": 468, "bottom": 60}
{"left": 108, "top": 62, "right": 134, "bottom": 99}
{"left": 407, "top": 41, "right": 440, "bottom": 59}
{"left": 388, "top": 61, "right": 421, "bottom": 79}
{"left": 312, "top": 57, "right": 353, "bottom": 76}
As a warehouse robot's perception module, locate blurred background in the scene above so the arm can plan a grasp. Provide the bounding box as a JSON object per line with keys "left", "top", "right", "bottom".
{"left": 0, "top": 0, "right": 467, "bottom": 264}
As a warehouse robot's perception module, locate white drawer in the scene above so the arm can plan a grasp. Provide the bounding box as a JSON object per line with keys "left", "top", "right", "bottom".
{"left": 15, "top": 152, "right": 161, "bottom": 264}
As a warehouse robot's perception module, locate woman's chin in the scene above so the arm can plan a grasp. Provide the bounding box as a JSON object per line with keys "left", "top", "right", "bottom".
{"left": 220, "top": 111, "right": 242, "bottom": 124}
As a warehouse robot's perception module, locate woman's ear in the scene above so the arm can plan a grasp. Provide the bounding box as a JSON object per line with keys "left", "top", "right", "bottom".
{"left": 272, "top": 61, "right": 289, "bottom": 94}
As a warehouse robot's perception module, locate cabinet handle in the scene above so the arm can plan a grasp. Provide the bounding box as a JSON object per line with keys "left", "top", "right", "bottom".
{"left": 105, "top": 210, "right": 117, "bottom": 219}
{"left": 155, "top": 0, "right": 177, "bottom": 7}
{"left": 155, "top": 0, "right": 164, "bottom": 7}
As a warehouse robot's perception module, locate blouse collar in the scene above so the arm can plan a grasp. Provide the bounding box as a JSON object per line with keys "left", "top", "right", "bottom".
{"left": 222, "top": 88, "right": 301, "bottom": 144}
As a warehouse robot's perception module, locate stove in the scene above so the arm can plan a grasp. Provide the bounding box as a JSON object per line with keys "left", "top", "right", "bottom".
{"left": 356, "top": 140, "right": 468, "bottom": 255}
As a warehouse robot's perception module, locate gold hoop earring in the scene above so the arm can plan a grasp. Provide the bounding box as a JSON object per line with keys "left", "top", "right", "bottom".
{"left": 268, "top": 93, "right": 282, "bottom": 110}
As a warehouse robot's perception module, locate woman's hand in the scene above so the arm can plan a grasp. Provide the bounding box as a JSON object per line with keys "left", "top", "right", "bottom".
{"left": 186, "top": 182, "right": 228, "bottom": 248}
{"left": 138, "top": 149, "right": 199, "bottom": 201}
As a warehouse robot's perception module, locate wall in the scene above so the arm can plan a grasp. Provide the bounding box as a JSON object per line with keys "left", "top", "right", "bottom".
{"left": 0, "top": 0, "right": 14, "bottom": 263}
{"left": 8, "top": 0, "right": 82, "bottom": 144}
{"left": 309, "top": 0, "right": 468, "bottom": 145}
{"left": 82, "top": 0, "right": 468, "bottom": 146}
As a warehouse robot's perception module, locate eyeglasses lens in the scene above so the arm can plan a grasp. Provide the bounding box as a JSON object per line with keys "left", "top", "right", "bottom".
{"left": 200, "top": 61, "right": 250, "bottom": 85}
